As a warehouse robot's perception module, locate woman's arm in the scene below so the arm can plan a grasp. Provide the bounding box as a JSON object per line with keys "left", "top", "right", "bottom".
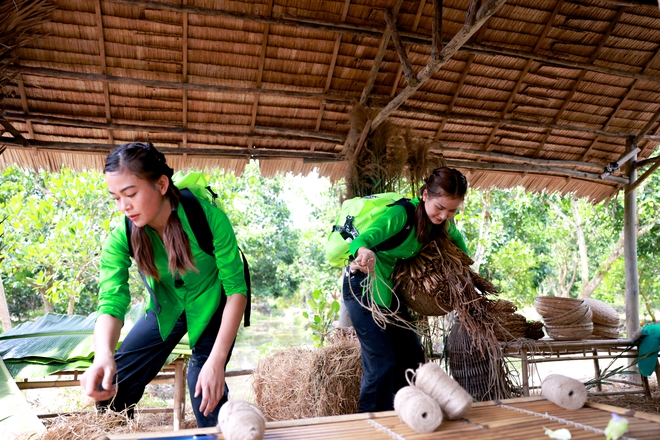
{"left": 80, "top": 314, "right": 123, "bottom": 401}
{"left": 194, "top": 293, "right": 247, "bottom": 416}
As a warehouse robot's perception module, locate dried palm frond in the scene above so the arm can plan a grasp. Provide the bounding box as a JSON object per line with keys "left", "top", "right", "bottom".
{"left": 0, "top": 0, "right": 56, "bottom": 100}
{"left": 343, "top": 103, "right": 407, "bottom": 197}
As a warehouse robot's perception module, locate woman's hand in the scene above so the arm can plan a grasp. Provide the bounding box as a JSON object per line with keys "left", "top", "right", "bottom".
{"left": 195, "top": 358, "right": 226, "bottom": 416}
{"left": 351, "top": 247, "right": 376, "bottom": 273}
{"left": 80, "top": 314, "right": 122, "bottom": 401}
{"left": 80, "top": 354, "right": 118, "bottom": 401}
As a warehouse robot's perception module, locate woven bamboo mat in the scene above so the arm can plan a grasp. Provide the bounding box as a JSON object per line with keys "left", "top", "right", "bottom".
{"left": 105, "top": 396, "right": 660, "bottom": 439}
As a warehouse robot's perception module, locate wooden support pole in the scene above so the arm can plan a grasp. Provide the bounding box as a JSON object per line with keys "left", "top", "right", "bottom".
{"left": 623, "top": 138, "right": 640, "bottom": 342}
{"left": 370, "top": 0, "right": 508, "bottom": 130}
{"left": 383, "top": 10, "right": 417, "bottom": 87}
{"left": 431, "top": 0, "right": 442, "bottom": 60}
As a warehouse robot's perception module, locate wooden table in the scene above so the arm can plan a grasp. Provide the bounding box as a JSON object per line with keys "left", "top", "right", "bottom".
{"left": 502, "top": 338, "right": 660, "bottom": 397}
{"left": 104, "top": 396, "right": 660, "bottom": 439}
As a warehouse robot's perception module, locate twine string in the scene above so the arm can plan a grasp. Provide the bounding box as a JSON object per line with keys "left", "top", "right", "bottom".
{"left": 497, "top": 403, "right": 636, "bottom": 440}
{"left": 366, "top": 419, "right": 407, "bottom": 440}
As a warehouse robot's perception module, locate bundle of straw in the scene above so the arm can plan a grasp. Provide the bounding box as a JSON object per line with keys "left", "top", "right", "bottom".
{"left": 393, "top": 237, "right": 500, "bottom": 354}
{"left": 252, "top": 341, "right": 362, "bottom": 421}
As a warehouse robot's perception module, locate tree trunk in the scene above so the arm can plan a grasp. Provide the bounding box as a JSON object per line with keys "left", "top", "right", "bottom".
{"left": 67, "top": 294, "right": 75, "bottom": 316}
{"left": 473, "top": 189, "right": 491, "bottom": 273}
{"left": 0, "top": 274, "right": 12, "bottom": 331}
{"left": 39, "top": 287, "right": 54, "bottom": 313}
{"left": 572, "top": 203, "right": 590, "bottom": 297}
{"left": 580, "top": 223, "right": 653, "bottom": 298}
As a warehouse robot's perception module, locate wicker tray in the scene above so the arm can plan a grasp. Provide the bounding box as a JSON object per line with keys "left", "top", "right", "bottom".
{"left": 545, "top": 322, "right": 594, "bottom": 341}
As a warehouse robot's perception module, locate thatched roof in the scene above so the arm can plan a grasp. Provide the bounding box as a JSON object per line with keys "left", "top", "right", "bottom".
{"left": 1, "top": 0, "right": 660, "bottom": 201}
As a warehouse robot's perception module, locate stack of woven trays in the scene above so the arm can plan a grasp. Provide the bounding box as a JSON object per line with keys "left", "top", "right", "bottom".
{"left": 492, "top": 300, "right": 544, "bottom": 341}
{"left": 534, "top": 296, "right": 593, "bottom": 341}
{"left": 584, "top": 298, "right": 620, "bottom": 339}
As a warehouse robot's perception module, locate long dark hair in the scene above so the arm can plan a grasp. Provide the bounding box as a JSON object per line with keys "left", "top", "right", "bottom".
{"left": 104, "top": 142, "right": 196, "bottom": 281}
{"left": 415, "top": 167, "right": 468, "bottom": 244}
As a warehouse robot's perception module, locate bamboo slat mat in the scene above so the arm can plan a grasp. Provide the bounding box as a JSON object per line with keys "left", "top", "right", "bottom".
{"left": 105, "top": 397, "right": 660, "bottom": 440}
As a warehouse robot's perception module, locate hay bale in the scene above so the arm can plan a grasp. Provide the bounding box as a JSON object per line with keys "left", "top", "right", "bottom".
{"left": 252, "top": 342, "right": 362, "bottom": 421}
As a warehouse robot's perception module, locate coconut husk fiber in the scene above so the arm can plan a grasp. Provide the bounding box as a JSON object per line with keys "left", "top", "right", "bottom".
{"left": 252, "top": 341, "right": 362, "bottom": 421}
{"left": 393, "top": 236, "right": 500, "bottom": 355}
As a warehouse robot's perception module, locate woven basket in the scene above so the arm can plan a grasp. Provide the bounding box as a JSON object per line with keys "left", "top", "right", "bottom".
{"left": 398, "top": 289, "right": 452, "bottom": 316}
{"left": 583, "top": 298, "right": 620, "bottom": 327}
{"left": 545, "top": 323, "right": 593, "bottom": 341}
{"left": 525, "top": 323, "right": 545, "bottom": 340}
{"left": 493, "top": 299, "right": 517, "bottom": 314}
{"left": 542, "top": 304, "right": 592, "bottom": 326}
{"left": 590, "top": 323, "right": 620, "bottom": 339}
{"left": 534, "top": 296, "right": 584, "bottom": 317}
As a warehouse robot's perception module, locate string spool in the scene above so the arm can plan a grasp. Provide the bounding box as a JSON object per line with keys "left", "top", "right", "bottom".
{"left": 541, "top": 374, "right": 587, "bottom": 410}
{"left": 393, "top": 386, "right": 443, "bottom": 434}
{"left": 218, "top": 399, "right": 266, "bottom": 440}
{"left": 414, "top": 362, "right": 473, "bottom": 420}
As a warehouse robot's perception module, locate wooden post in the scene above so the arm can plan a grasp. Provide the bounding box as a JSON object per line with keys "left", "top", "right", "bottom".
{"left": 173, "top": 359, "right": 185, "bottom": 430}
{"left": 623, "top": 138, "right": 639, "bottom": 344}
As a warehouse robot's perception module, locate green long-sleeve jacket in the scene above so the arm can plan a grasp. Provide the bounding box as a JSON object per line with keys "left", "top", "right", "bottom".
{"left": 97, "top": 197, "right": 247, "bottom": 347}
{"left": 348, "top": 197, "right": 468, "bottom": 308}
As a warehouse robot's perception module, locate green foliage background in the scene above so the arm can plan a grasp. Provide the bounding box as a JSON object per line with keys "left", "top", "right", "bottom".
{"left": 1, "top": 152, "right": 660, "bottom": 327}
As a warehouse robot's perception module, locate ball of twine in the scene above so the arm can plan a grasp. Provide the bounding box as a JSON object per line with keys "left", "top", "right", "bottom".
{"left": 413, "top": 363, "right": 473, "bottom": 420}
{"left": 541, "top": 374, "right": 587, "bottom": 410}
{"left": 394, "top": 386, "right": 443, "bottom": 434}
{"left": 218, "top": 399, "right": 266, "bottom": 440}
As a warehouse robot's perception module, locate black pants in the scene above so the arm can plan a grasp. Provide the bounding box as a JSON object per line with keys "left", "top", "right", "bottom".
{"left": 342, "top": 269, "right": 425, "bottom": 412}
{"left": 97, "top": 303, "right": 234, "bottom": 427}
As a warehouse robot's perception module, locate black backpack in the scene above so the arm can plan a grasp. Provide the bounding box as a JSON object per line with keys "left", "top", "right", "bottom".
{"left": 125, "top": 188, "right": 251, "bottom": 327}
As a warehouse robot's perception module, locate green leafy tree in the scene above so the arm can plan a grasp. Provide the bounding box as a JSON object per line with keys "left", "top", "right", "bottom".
{"left": 302, "top": 289, "right": 340, "bottom": 347}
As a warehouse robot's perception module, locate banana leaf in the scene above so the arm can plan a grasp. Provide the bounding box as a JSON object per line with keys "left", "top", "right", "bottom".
{"left": 0, "top": 303, "right": 192, "bottom": 380}
{"left": 0, "top": 357, "right": 46, "bottom": 438}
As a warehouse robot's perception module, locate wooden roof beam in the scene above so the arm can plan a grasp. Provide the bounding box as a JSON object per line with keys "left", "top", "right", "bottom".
{"left": 8, "top": 66, "right": 355, "bottom": 102}
{"left": 95, "top": 0, "right": 113, "bottom": 143}
{"left": 532, "top": 7, "right": 626, "bottom": 159}
{"left": 0, "top": 139, "right": 340, "bottom": 161}
{"left": 359, "top": 0, "right": 404, "bottom": 105}
{"left": 3, "top": 112, "right": 345, "bottom": 143}
{"left": 431, "top": 0, "right": 443, "bottom": 59}
{"left": 436, "top": 146, "right": 606, "bottom": 172}
{"left": 390, "top": 0, "right": 427, "bottom": 98}
{"left": 0, "top": 117, "right": 29, "bottom": 147}
{"left": 315, "top": 0, "right": 351, "bottom": 139}
{"left": 579, "top": 50, "right": 660, "bottom": 162}
{"left": 371, "top": 0, "right": 508, "bottom": 130}
{"left": 384, "top": 10, "right": 417, "bottom": 87}
{"left": 482, "top": 0, "right": 563, "bottom": 152}
{"left": 394, "top": 105, "right": 660, "bottom": 141}
{"left": 15, "top": 74, "right": 35, "bottom": 139}
{"left": 444, "top": 159, "right": 628, "bottom": 185}
{"left": 182, "top": 0, "right": 189, "bottom": 150}
{"left": 97, "top": 0, "right": 660, "bottom": 89}
{"left": 627, "top": 156, "right": 660, "bottom": 194}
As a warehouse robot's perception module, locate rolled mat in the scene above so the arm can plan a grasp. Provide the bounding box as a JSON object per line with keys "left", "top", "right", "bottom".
{"left": 541, "top": 374, "right": 587, "bottom": 410}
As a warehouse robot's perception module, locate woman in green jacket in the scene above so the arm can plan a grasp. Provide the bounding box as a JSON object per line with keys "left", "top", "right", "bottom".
{"left": 344, "top": 167, "right": 468, "bottom": 412}
{"left": 80, "top": 142, "right": 247, "bottom": 427}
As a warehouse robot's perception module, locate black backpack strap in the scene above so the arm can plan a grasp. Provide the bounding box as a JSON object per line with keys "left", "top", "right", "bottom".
{"left": 179, "top": 188, "right": 214, "bottom": 256}
{"left": 371, "top": 199, "right": 416, "bottom": 253}
{"left": 178, "top": 188, "right": 251, "bottom": 325}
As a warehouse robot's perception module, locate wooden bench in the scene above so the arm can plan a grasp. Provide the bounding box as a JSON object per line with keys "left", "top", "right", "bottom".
{"left": 502, "top": 338, "right": 660, "bottom": 397}
{"left": 16, "top": 357, "right": 188, "bottom": 430}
